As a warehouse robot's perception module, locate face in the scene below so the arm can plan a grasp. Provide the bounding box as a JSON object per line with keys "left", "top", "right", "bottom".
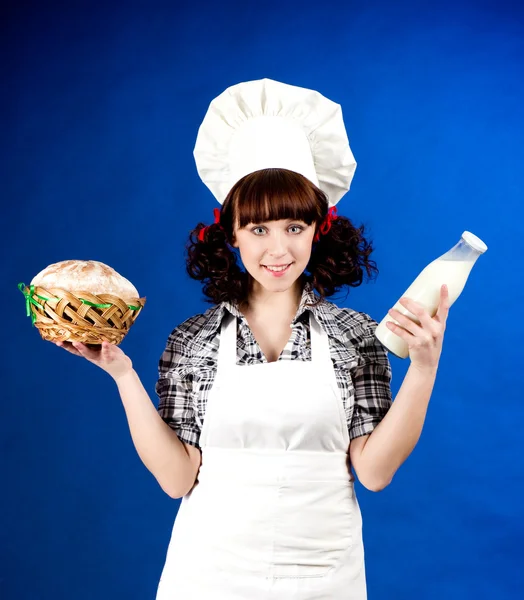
{"left": 232, "top": 218, "right": 316, "bottom": 294}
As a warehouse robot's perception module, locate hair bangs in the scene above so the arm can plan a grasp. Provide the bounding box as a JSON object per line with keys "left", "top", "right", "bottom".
{"left": 230, "top": 169, "right": 327, "bottom": 229}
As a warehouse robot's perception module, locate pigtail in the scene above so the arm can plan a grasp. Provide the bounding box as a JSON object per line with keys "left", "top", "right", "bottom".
{"left": 307, "top": 216, "right": 378, "bottom": 297}
{"left": 186, "top": 223, "right": 247, "bottom": 304}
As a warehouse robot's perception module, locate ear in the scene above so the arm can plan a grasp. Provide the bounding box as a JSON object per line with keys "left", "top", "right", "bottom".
{"left": 229, "top": 224, "right": 239, "bottom": 248}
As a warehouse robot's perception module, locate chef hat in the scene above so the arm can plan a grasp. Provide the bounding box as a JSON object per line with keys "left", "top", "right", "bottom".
{"left": 193, "top": 78, "right": 356, "bottom": 207}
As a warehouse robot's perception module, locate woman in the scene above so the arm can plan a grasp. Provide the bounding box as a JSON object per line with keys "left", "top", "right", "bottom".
{"left": 56, "top": 79, "right": 449, "bottom": 599}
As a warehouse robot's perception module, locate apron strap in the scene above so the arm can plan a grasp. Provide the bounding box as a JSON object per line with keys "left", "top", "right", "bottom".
{"left": 217, "top": 312, "right": 237, "bottom": 373}
{"left": 309, "top": 312, "right": 331, "bottom": 367}
{"left": 310, "top": 311, "right": 350, "bottom": 447}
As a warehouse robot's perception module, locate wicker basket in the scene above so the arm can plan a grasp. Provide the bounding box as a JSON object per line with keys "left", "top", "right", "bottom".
{"left": 19, "top": 283, "right": 146, "bottom": 345}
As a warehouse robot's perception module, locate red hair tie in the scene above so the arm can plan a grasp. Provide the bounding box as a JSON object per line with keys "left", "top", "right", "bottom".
{"left": 198, "top": 208, "right": 222, "bottom": 242}
{"left": 314, "top": 206, "right": 338, "bottom": 242}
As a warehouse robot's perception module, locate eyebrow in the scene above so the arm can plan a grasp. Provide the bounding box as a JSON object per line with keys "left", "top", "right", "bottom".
{"left": 247, "top": 218, "right": 308, "bottom": 225}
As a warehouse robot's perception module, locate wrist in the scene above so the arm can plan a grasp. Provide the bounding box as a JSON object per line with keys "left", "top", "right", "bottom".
{"left": 409, "top": 362, "right": 439, "bottom": 377}
{"left": 113, "top": 367, "right": 136, "bottom": 386}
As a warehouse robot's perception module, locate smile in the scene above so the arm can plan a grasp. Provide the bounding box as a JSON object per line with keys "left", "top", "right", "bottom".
{"left": 262, "top": 263, "right": 293, "bottom": 276}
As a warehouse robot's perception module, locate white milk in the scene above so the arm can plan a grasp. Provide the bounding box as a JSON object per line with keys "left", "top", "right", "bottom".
{"left": 375, "top": 231, "right": 487, "bottom": 359}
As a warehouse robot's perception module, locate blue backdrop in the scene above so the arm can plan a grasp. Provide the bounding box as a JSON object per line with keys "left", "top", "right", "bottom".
{"left": 2, "top": 1, "right": 523, "bottom": 598}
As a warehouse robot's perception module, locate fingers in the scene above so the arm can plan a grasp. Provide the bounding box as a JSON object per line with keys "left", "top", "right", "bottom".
{"left": 73, "top": 342, "right": 102, "bottom": 361}
{"left": 385, "top": 319, "right": 414, "bottom": 342}
{"left": 55, "top": 340, "right": 108, "bottom": 361}
{"left": 436, "top": 284, "right": 450, "bottom": 323}
{"left": 388, "top": 302, "right": 425, "bottom": 337}
{"left": 55, "top": 340, "right": 83, "bottom": 357}
{"left": 389, "top": 294, "right": 446, "bottom": 340}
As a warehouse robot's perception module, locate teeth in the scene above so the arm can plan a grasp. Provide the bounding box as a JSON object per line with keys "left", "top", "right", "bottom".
{"left": 265, "top": 264, "right": 289, "bottom": 272}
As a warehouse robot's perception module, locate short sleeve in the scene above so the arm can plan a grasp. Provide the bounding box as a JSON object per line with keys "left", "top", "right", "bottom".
{"left": 349, "top": 318, "right": 392, "bottom": 440}
{"left": 155, "top": 329, "right": 201, "bottom": 448}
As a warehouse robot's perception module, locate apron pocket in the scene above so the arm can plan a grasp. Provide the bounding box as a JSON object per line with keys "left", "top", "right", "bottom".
{"left": 271, "top": 480, "right": 354, "bottom": 579}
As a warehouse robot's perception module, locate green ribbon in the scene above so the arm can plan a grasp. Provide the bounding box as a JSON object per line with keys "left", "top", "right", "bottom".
{"left": 18, "top": 283, "right": 49, "bottom": 325}
{"left": 78, "top": 298, "right": 140, "bottom": 311}
{"left": 18, "top": 283, "right": 141, "bottom": 326}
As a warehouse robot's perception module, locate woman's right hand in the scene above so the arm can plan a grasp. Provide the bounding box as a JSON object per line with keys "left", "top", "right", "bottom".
{"left": 55, "top": 340, "right": 133, "bottom": 382}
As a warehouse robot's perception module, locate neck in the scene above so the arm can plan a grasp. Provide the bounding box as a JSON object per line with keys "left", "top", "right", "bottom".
{"left": 241, "top": 277, "right": 304, "bottom": 323}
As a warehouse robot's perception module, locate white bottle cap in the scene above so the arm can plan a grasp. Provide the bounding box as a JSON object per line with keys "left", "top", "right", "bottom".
{"left": 462, "top": 231, "right": 488, "bottom": 254}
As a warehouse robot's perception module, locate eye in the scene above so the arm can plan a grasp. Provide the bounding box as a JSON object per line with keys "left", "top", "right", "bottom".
{"left": 288, "top": 224, "right": 305, "bottom": 234}
{"left": 251, "top": 226, "right": 266, "bottom": 236}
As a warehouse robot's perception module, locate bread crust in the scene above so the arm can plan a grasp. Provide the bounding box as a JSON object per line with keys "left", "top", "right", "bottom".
{"left": 30, "top": 260, "right": 139, "bottom": 301}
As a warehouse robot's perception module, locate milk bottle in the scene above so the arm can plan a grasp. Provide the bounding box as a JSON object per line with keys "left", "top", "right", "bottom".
{"left": 375, "top": 231, "right": 488, "bottom": 359}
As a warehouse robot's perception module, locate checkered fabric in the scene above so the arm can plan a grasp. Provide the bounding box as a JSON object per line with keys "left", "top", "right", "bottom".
{"left": 156, "top": 284, "right": 392, "bottom": 448}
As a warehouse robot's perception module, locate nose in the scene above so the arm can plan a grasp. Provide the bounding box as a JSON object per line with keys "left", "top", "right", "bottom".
{"left": 266, "top": 230, "right": 287, "bottom": 257}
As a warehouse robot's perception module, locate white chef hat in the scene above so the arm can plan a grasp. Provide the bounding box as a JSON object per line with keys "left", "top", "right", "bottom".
{"left": 193, "top": 78, "right": 356, "bottom": 207}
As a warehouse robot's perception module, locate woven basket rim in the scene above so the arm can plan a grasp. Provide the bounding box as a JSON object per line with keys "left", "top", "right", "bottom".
{"left": 21, "top": 283, "right": 146, "bottom": 305}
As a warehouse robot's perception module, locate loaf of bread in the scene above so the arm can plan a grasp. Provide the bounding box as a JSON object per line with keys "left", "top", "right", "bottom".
{"left": 30, "top": 260, "right": 139, "bottom": 301}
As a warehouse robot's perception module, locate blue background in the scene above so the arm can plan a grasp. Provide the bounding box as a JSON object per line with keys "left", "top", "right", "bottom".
{"left": 1, "top": 1, "right": 523, "bottom": 598}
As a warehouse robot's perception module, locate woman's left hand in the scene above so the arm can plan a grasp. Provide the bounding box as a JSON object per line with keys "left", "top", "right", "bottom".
{"left": 386, "top": 284, "right": 450, "bottom": 372}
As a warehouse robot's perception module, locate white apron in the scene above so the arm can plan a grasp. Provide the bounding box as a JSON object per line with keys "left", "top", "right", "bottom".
{"left": 156, "top": 313, "right": 366, "bottom": 599}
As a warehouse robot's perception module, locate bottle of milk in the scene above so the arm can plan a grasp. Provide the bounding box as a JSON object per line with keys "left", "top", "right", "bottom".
{"left": 375, "top": 231, "right": 488, "bottom": 359}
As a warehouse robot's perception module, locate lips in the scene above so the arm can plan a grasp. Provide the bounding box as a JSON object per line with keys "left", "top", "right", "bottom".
{"left": 261, "top": 263, "right": 293, "bottom": 277}
{"left": 263, "top": 264, "right": 290, "bottom": 271}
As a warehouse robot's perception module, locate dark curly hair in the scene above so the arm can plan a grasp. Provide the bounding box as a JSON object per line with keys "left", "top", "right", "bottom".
{"left": 186, "top": 168, "right": 378, "bottom": 304}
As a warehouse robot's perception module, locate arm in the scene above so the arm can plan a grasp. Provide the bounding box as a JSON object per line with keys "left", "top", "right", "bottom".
{"left": 350, "top": 285, "right": 450, "bottom": 492}
{"left": 55, "top": 340, "right": 200, "bottom": 499}
{"left": 115, "top": 369, "right": 201, "bottom": 499}
{"left": 350, "top": 364, "right": 436, "bottom": 491}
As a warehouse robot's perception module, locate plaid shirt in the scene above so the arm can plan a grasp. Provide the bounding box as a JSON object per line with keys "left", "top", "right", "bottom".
{"left": 156, "top": 285, "right": 392, "bottom": 448}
